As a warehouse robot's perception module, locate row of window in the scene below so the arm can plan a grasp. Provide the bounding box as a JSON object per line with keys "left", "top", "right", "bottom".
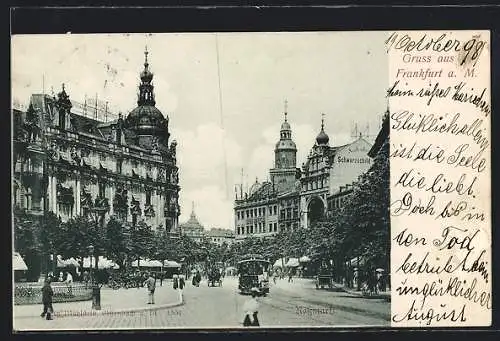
{"left": 280, "top": 208, "right": 299, "bottom": 220}
{"left": 328, "top": 194, "right": 351, "bottom": 211}
{"left": 302, "top": 177, "right": 327, "bottom": 191}
{"left": 236, "top": 205, "right": 278, "bottom": 220}
{"left": 308, "top": 157, "right": 325, "bottom": 171}
{"left": 237, "top": 222, "right": 278, "bottom": 235}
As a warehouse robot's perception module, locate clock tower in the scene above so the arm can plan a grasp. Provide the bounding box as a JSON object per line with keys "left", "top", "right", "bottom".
{"left": 269, "top": 100, "right": 298, "bottom": 193}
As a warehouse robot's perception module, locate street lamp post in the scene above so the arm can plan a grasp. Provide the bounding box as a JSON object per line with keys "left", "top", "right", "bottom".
{"left": 88, "top": 244, "right": 101, "bottom": 310}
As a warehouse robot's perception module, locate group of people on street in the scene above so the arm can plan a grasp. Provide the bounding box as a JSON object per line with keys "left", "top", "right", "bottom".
{"left": 39, "top": 268, "right": 263, "bottom": 327}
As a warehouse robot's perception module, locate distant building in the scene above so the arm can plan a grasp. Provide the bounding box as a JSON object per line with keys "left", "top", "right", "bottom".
{"left": 234, "top": 103, "right": 299, "bottom": 239}
{"left": 207, "top": 228, "right": 235, "bottom": 246}
{"left": 326, "top": 183, "right": 355, "bottom": 218}
{"left": 179, "top": 202, "right": 206, "bottom": 243}
{"left": 235, "top": 180, "right": 279, "bottom": 239}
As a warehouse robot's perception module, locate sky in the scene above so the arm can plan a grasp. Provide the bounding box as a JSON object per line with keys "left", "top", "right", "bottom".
{"left": 11, "top": 32, "right": 388, "bottom": 230}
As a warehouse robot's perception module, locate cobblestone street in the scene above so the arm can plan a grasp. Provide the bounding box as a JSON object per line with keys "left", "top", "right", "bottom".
{"left": 14, "top": 277, "right": 389, "bottom": 330}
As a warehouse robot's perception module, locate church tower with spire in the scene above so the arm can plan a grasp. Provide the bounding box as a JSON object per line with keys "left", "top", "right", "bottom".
{"left": 269, "top": 100, "right": 298, "bottom": 194}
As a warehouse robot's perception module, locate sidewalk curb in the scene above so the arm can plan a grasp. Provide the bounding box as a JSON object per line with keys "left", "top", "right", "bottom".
{"left": 336, "top": 285, "right": 391, "bottom": 301}
{"left": 14, "top": 292, "right": 185, "bottom": 319}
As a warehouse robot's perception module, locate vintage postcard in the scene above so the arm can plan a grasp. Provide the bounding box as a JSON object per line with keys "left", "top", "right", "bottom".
{"left": 11, "top": 30, "right": 491, "bottom": 330}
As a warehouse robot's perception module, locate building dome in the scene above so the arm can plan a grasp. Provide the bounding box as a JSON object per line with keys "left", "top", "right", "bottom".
{"left": 275, "top": 139, "right": 297, "bottom": 150}
{"left": 280, "top": 120, "right": 291, "bottom": 131}
{"left": 316, "top": 130, "right": 329, "bottom": 145}
{"left": 181, "top": 202, "right": 204, "bottom": 230}
{"left": 316, "top": 115, "right": 330, "bottom": 145}
{"left": 275, "top": 106, "right": 296, "bottom": 151}
{"left": 249, "top": 179, "right": 261, "bottom": 196}
{"left": 126, "top": 105, "right": 167, "bottom": 132}
{"left": 124, "top": 47, "right": 169, "bottom": 143}
{"left": 140, "top": 66, "right": 153, "bottom": 84}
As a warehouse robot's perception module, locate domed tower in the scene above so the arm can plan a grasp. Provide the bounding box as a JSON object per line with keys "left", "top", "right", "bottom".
{"left": 125, "top": 47, "right": 170, "bottom": 151}
{"left": 269, "top": 100, "right": 298, "bottom": 193}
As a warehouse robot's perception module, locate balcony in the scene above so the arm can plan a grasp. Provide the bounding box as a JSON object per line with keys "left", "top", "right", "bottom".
{"left": 93, "top": 196, "right": 110, "bottom": 213}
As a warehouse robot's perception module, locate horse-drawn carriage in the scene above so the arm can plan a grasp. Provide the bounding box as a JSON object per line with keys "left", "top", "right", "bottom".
{"left": 315, "top": 266, "right": 334, "bottom": 289}
{"left": 207, "top": 267, "right": 222, "bottom": 287}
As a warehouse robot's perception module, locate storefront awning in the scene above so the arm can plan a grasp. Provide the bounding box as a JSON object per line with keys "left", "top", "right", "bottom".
{"left": 285, "top": 258, "right": 300, "bottom": 267}
{"left": 13, "top": 252, "right": 28, "bottom": 271}
{"left": 83, "top": 256, "right": 119, "bottom": 269}
{"left": 131, "top": 259, "right": 163, "bottom": 268}
{"left": 163, "top": 260, "right": 181, "bottom": 268}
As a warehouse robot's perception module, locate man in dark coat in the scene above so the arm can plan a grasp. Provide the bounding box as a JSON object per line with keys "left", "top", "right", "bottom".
{"left": 143, "top": 272, "right": 156, "bottom": 304}
{"left": 40, "top": 278, "right": 54, "bottom": 320}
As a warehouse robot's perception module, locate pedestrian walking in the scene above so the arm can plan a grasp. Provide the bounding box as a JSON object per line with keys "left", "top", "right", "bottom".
{"left": 83, "top": 270, "right": 89, "bottom": 289}
{"left": 65, "top": 271, "right": 73, "bottom": 296}
{"left": 160, "top": 272, "right": 164, "bottom": 287}
{"left": 179, "top": 274, "right": 185, "bottom": 290}
{"left": 143, "top": 272, "right": 156, "bottom": 304}
{"left": 178, "top": 274, "right": 185, "bottom": 301}
{"left": 242, "top": 287, "right": 260, "bottom": 327}
{"left": 40, "top": 278, "right": 54, "bottom": 320}
{"left": 173, "top": 274, "right": 179, "bottom": 290}
{"left": 288, "top": 272, "right": 293, "bottom": 283}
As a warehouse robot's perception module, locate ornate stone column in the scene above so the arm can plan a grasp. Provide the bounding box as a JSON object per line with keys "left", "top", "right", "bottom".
{"left": 52, "top": 176, "right": 58, "bottom": 215}
{"left": 75, "top": 176, "right": 81, "bottom": 217}
{"left": 47, "top": 176, "right": 52, "bottom": 213}
{"left": 109, "top": 186, "right": 114, "bottom": 216}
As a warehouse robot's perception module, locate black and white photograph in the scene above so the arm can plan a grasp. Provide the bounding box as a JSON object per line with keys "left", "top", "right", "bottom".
{"left": 11, "top": 31, "right": 391, "bottom": 330}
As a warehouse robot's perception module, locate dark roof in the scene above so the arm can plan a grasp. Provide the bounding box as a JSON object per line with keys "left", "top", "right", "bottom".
{"left": 69, "top": 113, "right": 103, "bottom": 137}
{"left": 277, "top": 189, "right": 299, "bottom": 198}
{"left": 248, "top": 182, "right": 275, "bottom": 200}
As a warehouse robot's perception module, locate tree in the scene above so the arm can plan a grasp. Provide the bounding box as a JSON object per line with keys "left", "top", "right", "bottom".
{"left": 129, "top": 220, "right": 155, "bottom": 265}
{"left": 104, "top": 217, "right": 131, "bottom": 271}
{"left": 39, "top": 211, "right": 63, "bottom": 274}
{"left": 334, "top": 138, "right": 390, "bottom": 272}
{"left": 14, "top": 208, "right": 42, "bottom": 281}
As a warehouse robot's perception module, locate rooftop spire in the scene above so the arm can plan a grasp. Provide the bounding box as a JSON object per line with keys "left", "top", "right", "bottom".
{"left": 284, "top": 99, "right": 288, "bottom": 122}
{"left": 321, "top": 113, "right": 325, "bottom": 131}
{"left": 137, "top": 47, "right": 155, "bottom": 105}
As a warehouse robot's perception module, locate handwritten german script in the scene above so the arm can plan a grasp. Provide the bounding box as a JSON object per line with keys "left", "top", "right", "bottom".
{"left": 388, "top": 31, "right": 491, "bottom": 327}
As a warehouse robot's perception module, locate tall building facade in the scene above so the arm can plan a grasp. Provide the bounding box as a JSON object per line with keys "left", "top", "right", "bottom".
{"left": 12, "top": 49, "right": 181, "bottom": 232}
{"left": 234, "top": 105, "right": 300, "bottom": 239}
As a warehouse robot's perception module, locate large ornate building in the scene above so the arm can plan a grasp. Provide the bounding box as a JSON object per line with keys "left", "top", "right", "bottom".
{"left": 12, "top": 49, "right": 181, "bottom": 232}
{"left": 299, "top": 117, "right": 373, "bottom": 228}
{"left": 234, "top": 106, "right": 376, "bottom": 238}
{"left": 234, "top": 105, "right": 300, "bottom": 239}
